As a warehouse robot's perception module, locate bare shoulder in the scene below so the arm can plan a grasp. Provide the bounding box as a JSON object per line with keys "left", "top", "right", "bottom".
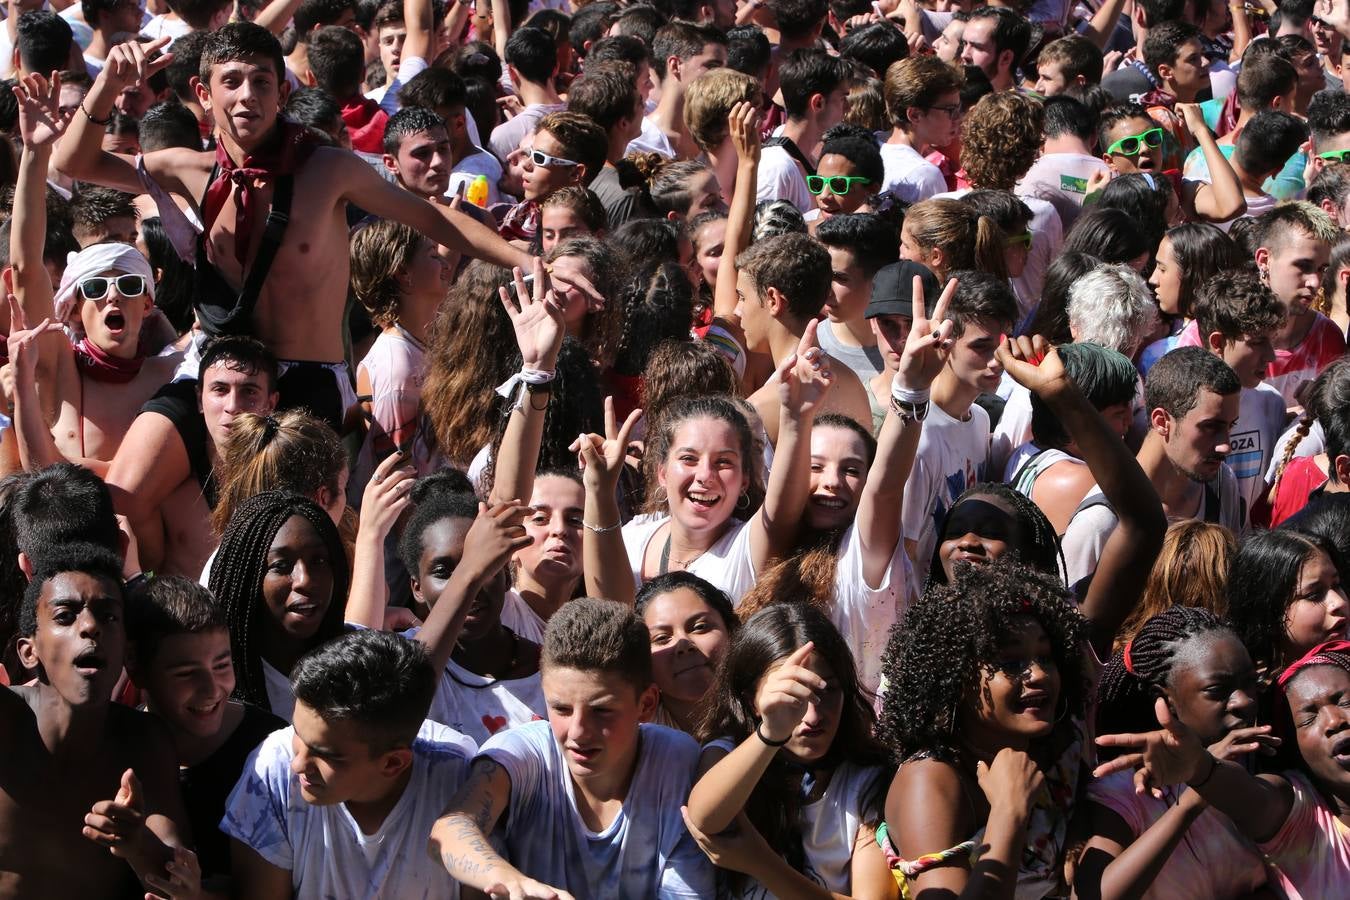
{"left": 887, "top": 757, "right": 974, "bottom": 853}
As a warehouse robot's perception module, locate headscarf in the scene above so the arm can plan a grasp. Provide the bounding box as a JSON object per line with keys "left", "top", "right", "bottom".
{"left": 1277, "top": 639, "right": 1350, "bottom": 690}
{"left": 53, "top": 241, "right": 156, "bottom": 324}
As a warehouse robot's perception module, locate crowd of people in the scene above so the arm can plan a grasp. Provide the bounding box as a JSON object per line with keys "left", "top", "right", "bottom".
{"left": 5, "top": 0, "right": 1350, "bottom": 893}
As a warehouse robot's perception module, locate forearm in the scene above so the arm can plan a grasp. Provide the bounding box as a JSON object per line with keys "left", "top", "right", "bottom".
{"left": 962, "top": 807, "right": 1030, "bottom": 900}
{"left": 714, "top": 159, "right": 759, "bottom": 320}
{"left": 490, "top": 0, "right": 510, "bottom": 58}
{"left": 1229, "top": 6, "right": 1251, "bottom": 61}
{"left": 11, "top": 375, "right": 65, "bottom": 472}
{"left": 1098, "top": 797, "right": 1205, "bottom": 900}
{"left": 1082, "top": 0, "right": 1127, "bottom": 48}
{"left": 489, "top": 395, "right": 548, "bottom": 507}
{"left": 746, "top": 857, "right": 842, "bottom": 900}
{"left": 438, "top": 205, "right": 530, "bottom": 270}
{"left": 581, "top": 482, "right": 634, "bottom": 605}
{"left": 13, "top": 145, "right": 52, "bottom": 288}
{"left": 251, "top": 0, "right": 304, "bottom": 34}
{"left": 1191, "top": 132, "right": 1246, "bottom": 221}
{"left": 404, "top": 0, "right": 434, "bottom": 63}
{"left": 416, "top": 568, "right": 482, "bottom": 671}
{"left": 1191, "top": 760, "right": 1290, "bottom": 843}
{"left": 855, "top": 409, "right": 922, "bottom": 584}
{"left": 51, "top": 77, "right": 118, "bottom": 181}
{"left": 687, "top": 742, "right": 776, "bottom": 835}
{"left": 430, "top": 814, "right": 522, "bottom": 890}
{"left": 343, "top": 532, "right": 388, "bottom": 630}
{"left": 757, "top": 414, "right": 813, "bottom": 559}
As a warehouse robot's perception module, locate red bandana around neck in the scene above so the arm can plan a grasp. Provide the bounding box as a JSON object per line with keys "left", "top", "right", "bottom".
{"left": 73, "top": 337, "right": 146, "bottom": 384}
{"left": 202, "top": 121, "right": 320, "bottom": 267}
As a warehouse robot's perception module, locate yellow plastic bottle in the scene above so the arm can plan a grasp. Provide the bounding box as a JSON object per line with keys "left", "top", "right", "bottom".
{"left": 466, "top": 174, "right": 490, "bottom": 207}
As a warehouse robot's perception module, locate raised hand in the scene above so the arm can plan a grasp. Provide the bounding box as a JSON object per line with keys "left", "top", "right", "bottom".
{"left": 728, "top": 100, "right": 761, "bottom": 166}
{"left": 142, "top": 846, "right": 203, "bottom": 900}
{"left": 891, "top": 274, "right": 956, "bottom": 392}
{"left": 13, "top": 71, "right": 66, "bottom": 150}
{"left": 1094, "top": 697, "right": 1210, "bottom": 798}
{"left": 358, "top": 449, "right": 417, "bottom": 543}
{"left": 753, "top": 641, "right": 828, "bottom": 743}
{"left": 1317, "top": 0, "right": 1350, "bottom": 37}
{"left": 459, "top": 500, "right": 534, "bottom": 586}
{"left": 995, "top": 334, "right": 1072, "bottom": 399}
{"left": 1175, "top": 102, "right": 1209, "bottom": 139}
{"left": 83, "top": 769, "right": 149, "bottom": 858}
{"left": 777, "top": 319, "right": 834, "bottom": 419}
{"left": 976, "top": 748, "right": 1045, "bottom": 822}
{"left": 99, "top": 35, "right": 174, "bottom": 94}
{"left": 571, "top": 396, "right": 642, "bottom": 494}
{"left": 500, "top": 258, "right": 565, "bottom": 372}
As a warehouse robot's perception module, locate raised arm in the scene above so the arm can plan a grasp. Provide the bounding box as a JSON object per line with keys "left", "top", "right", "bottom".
{"left": 404, "top": 0, "right": 435, "bottom": 67}
{"left": 6, "top": 296, "right": 75, "bottom": 472}
{"left": 344, "top": 452, "right": 417, "bottom": 629}
{"left": 997, "top": 335, "right": 1165, "bottom": 659}
{"left": 713, "top": 102, "right": 761, "bottom": 324}
{"left": 1178, "top": 103, "right": 1247, "bottom": 223}
{"left": 52, "top": 38, "right": 181, "bottom": 194}
{"left": 577, "top": 398, "right": 643, "bottom": 605}
{"left": 252, "top": 0, "right": 306, "bottom": 35}
{"left": 855, "top": 276, "right": 955, "bottom": 586}
{"left": 749, "top": 320, "right": 834, "bottom": 571}
{"left": 429, "top": 757, "right": 577, "bottom": 900}
{"left": 488, "top": 260, "right": 565, "bottom": 508}
{"left": 1081, "top": 0, "right": 1130, "bottom": 49}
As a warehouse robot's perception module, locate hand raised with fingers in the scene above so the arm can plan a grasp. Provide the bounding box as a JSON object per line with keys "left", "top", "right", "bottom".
{"left": 893, "top": 275, "right": 956, "bottom": 391}
{"left": 572, "top": 396, "right": 643, "bottom": 493}
{"left": 13, "top": 71, "right": 66, "bottom": 149}
{"left": 1094, "top": 697, "right": 1210, "bottom": 798}
{"left": 100, "top": 35, "right": 174, "bottom": 93}
{"left": 728, "top": 100, "right": 761, "bottom": 165}
{"left": 1175, "top": 102, "right": 1207, "bottom": 138}
{"left": 83, "top": 769, "right": 149, "bottom": 858}
{"left": 501, "top": 258, "right": 565, "bottom": 372}
{"left": 1210, "top": 724, "right": 1281, "bottom": 762}
{"left": 142, "top": 846, "right": 203, "bottom": 900}
{"left": 753, "top": 641, "right": 827, "bottom": 743}
{"left": 996, "top": 334, "right": 1072, "bottom": 400}
{"left": 460, "top": 500, "right": 535, "bottom": 586}
{"left": 778, "top": 319, "right": 834, "bottom": 419}
{"left": 359, "top": 449, "right": 417, "bottom": 541}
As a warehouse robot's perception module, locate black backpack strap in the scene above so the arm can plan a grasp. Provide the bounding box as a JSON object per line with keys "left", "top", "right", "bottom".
{"left": 764, "top": 135, "right": 817, "bottom": 177}
{"left": 1202, "top": 479, "right": 1221, "bottom": 524}
{"left": 239, "top": 173, "right": 294, "bottom": 305}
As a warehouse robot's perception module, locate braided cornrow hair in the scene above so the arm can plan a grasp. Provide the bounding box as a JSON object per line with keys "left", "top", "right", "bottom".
{"left": 208, "top": 490, "right": 350, "bottom": 711}
{"left": 1270, "top": 357, "right": 1350, "bottom": 497}
{"left": 1095, "top": 606, "right": 1233, "bottom": 755}
{"left": 927, "top": 482, "right": 1064, "bottom": 586}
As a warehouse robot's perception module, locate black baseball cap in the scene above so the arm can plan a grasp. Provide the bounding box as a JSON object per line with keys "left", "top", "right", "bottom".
{"left": 865, "top": 260, "right": 942, "bottom": 320}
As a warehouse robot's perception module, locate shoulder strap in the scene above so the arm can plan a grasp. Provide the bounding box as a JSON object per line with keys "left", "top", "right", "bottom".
{"left": 1009, "top": 447, "right": 1050, "bottom": 493}
{"left": 238, "top": 174, "right": 294, "bottom": 303}
{"left": 1202, "top": 479, "right": 1221, "bottom": 524}
{"left": 764, "top": 135, "right": 817, "bottom": 177}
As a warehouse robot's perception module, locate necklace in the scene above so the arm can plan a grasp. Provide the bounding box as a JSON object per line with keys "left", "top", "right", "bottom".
{"left": 659, "top": 532, "right": 702, "bottom": 574}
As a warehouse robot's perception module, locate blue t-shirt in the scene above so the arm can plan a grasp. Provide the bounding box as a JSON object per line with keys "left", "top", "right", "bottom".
{"left": 481, "top": 720, "right": 714, "bottom": 899}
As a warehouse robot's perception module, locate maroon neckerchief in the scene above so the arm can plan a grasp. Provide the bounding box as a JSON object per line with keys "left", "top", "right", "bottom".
{"left": 73, "top": 337, "right": 146, "bottom": 383}
{"left": 202, "top": 121, "right": 320, "bottom": 267}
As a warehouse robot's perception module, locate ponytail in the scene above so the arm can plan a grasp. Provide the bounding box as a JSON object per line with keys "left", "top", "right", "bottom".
{"left": 973, "top": 215, "right": 1010, "bottom": 281}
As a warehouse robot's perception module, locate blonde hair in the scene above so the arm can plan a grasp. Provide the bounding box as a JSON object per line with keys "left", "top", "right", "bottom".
{"left": 903, "top": 198, "right": 1007, "bottom": 280}
{"left": 1115, "top": 520, "right": 1236, "bottom": 654}
{"left": 211, "top": 411, "right": 347, "bottom": 536}
{"left": 683, "top": 68, "right": 761, "bottom": 153}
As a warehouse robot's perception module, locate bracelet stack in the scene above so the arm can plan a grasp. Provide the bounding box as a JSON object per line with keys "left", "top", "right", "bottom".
{"left": 890, "top": 382, "right": 930, "bottom": 424}
{"left": 495, "top": 367, "right": 555, "bottom": 409}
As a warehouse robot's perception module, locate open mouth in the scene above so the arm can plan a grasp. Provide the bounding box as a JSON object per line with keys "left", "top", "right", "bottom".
{"left": 1330, "top": 733, "right": 1350, "bottom": 764}
{"left": 810, "top": 496, "right": 847, "bottom": 510}
{"left": 686, "top": 490, "right": 721, "bottom": 510}
{"left": 285, "top": 600, "right": 322, "bottom": 621}
{"left": 1017, "top": 692, "right": 1050, "bottom": 714}
{"left": 72, "top": 649, "right": 106, "bottom": 675}
{"left": 104, "top": 310, "right": 126, "bottom": 333}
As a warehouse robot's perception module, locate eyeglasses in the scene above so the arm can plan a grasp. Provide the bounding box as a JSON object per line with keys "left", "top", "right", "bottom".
{"left": 1004, "top": 230, "right": 1033, "bottom": 249}
{"left": 78, "top": 274, "right": 147, "bottom": 302}
{"left": 806, "top": 174, "right": 873, "bottom": 196}
{"left": 1105, "top": 126, "right": 1164, "bottom": 157}
{"left": 1320, "top": 148, "right": 1350, "bottom": 162}
{"left": 529, "top": 148, "right": 579, "bottom": 169}
{"left": 926, "top": 103, "right": 963, "bottom": 119}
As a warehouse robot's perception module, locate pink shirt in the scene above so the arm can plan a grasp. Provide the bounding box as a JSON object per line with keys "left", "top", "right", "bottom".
{"left": 1086, "top": 770, "right": 1271, "bottom": 899}
{"left": 1260, "top": 769, "right": 1350, "bottom": 899}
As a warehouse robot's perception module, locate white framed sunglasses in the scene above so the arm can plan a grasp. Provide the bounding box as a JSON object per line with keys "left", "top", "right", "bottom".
{"left": 529, "top": 148, "right": 579, "bottom": 168}
{"left": 78, "top": 274, "right": 147, "bottom": 302}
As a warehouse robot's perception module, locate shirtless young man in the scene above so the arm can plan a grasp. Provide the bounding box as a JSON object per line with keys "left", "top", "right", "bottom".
{"left": 0, "top": 544, "right": 189, "bottom": 900}
{"left": 6, "top": 71, "right": 181, "bottom": 477}
{"left": 52, "top": 23, "right": 594, "bottom": 428}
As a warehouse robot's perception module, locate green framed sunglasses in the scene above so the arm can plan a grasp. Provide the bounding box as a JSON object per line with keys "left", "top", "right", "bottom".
{"left": 1105, "top": 126, "right": 1164, "bottom": 157}
{"left": 1004, "top": 231, "right": 1033, "bottom": 250}
{"left": 807, "top": 174, "right": 872, "bottom": 196}
{"left": 1319, "top": 148, "right": 1350, "bottom": 162}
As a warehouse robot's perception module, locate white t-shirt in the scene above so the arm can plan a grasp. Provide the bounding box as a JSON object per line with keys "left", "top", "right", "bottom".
{"left": 1266, "top": 419, "right": 1324, "bottom": 482}
{"left": 221, "top": 720, "right": 477, "bottom": 900}
{"left": 479, "top": 720, "right": 715, "bottom": 899}
{"left": 427, "top": 657, "right": 546, "bottom": 747}
{"left": 354, "top": 327, "right": 434, "bottom": 492}
{"left": 261, "top": 659, "right": 296, "bottom": 724}
{"left": 830, "top": 524, "right": 912, "bottom": 694}
{"left": 1062, "top": 463, "right": 1243, "bottom": 590}
{"left": 447, "top": 149, "right": 504, "bottom": 207}
{"left": 879, "top": 142, "right": 947, "bottom": 204}
{"left": 901, "top": 402, "right": 991, "bottom": 573}
{"left": 142, "top": 12, "right": 190, "bottom": 42}
{"left": 989, "top": 382, "right": 1033, "bottom": 478}
{"left": 500, "top": 588, "right": 547, "bottom": 644}
{"left": 628, "top": 115, "right": 676, "bottom": 159}
{"left": 1230, "top": 383, "right": 1288, "bottom": 515}
{"left": 622, "top": 515, "right": 757, "bottom": 605}
{"left": 706, "top": 739, "right": 886, "bottom": 898}
{"left": 757, "top": 144, "right": 814, "bottom": 214}
{"left": 1015, "top": 152, "right": 1110, "bottom": 232}
{"left": 489, "top": 103, "right": 567, "bottom": 164}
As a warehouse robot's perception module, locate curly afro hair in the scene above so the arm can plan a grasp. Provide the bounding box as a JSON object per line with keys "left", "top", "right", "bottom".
{"left": 879, "top": 557, "right": 1089, "bottom": 764}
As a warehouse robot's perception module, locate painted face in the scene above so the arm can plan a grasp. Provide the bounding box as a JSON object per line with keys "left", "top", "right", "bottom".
{"left": 1149, "top": 236, "right": 1184, "bottom": 316}
{"left": 1157, "top": 388, "right": 1237, "bottom": 483}
{"left": 938, "top": 494, "right": 1026, "bottom": 583}
{"left": 387, "top": 128, "right": 451, "bottom": 199}
{"left": 944, "top": 316, "right": 1005, "bottom": 395}
{"left": 814, "top": 154, "right": 875, "bottom": 217}
{"left": 413, "top": 516, "right": 510, "bottom": 642}
{"left": 754, "top": 650, "right": 844, "bottom": 763}
{"left": 1284, "top": 664, "right": 1350, "bottom": 797}
{"left": 1261, "top": 229, "right": 1331, "bottom": 319}
{"left": 643, "top": 586, "right": 732, "bottom": 705}
{"left": 1165, "top": 632, "right": 1258, "bottom": 746}
{"left": 261, "top": 516, "right": 335, "bottom": 644}
{"left": 1282, "top": 548, "right": 1350, "bottom": 663}
{"left": 657, "top": 416, "right": 748, "bottom": 534}
{"left": 199, "top": 56, "right": 286, "bottom": 148}
{"left": 539, "top": 205, "right": 594, "bottom": 256}
{"left": 516, "top": 474, "right": 584, "bottom": 584}
{"left": 23, "top": 572, "right": 125, "bottom": 707}
{"left": 542, "top": 665, "right": 655, "bottom": 782}
{"left": 199, "top": 360, "right": 278, "bottom": 452}
{"left": 139, "top": 628, "right": 235, "bottom": 739}
{"left": 691, "top": 217, "right": 727, "bottom": 290}
{"left": 78, "top": 267, "right": 151, "bottom": 355}
{"left": 806, "top": 424, "right": 870, "bottom": 531}
{"left": 291, "top": 700, "right": 401, "bottom": 805}
{"left": 969, "top": 614, "right": 1062, "bottom": 742}
{"left": 522, "top": 129, "right": 584, "bottom": 201}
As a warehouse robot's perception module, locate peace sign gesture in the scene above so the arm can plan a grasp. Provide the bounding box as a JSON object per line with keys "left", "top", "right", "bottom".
{"left": 778, "top": 319, "right": 834, "bottom": 419}
{"left": 571, "top": 396, "right": 643, "bottom": 494}
{"left": 893, "top": 274, "right": 956, "bottom": 392}
{"left": 13, "top": 71, "right": 67, "bottom": 150}
{"left": 500, "top": 257, "right": 565, "bottom": 372}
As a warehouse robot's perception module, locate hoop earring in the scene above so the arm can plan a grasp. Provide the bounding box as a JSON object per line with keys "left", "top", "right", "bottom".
{"left": 1055, "top": 693, "right": 1070, "bottom": 724}
{"left": 653, "top": 485, "right": 668, "bottom": 506}
{"left": 736, "top": 490, "right": 750, "bottom": 510}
